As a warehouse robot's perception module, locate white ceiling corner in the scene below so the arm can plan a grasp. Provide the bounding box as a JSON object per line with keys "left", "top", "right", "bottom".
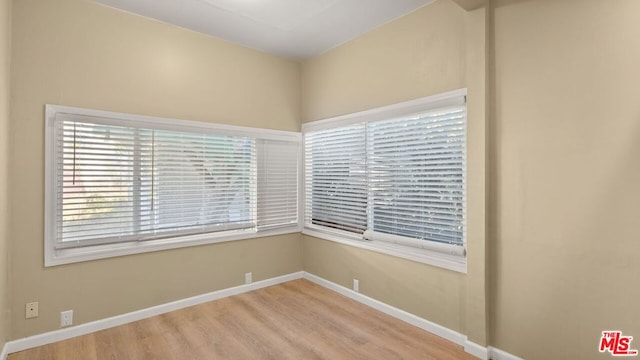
{"left": 93, "top": 0, "right": 436, "bottom": 59}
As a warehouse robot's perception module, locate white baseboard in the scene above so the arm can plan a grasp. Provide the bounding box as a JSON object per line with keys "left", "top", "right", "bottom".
{"left": 303, "top": 272, "right": 493, "bottom": 359}
{"left": 465, "top": 340, "right": 489, "bottom": 359}
{"left": 3, "top": 271, "right": 304, "bottom": 357}
{"left": 303, "top": 272, "right": 467, "bottom": 345}
{"left": 488, "top": 346, "right": 525, "bottom": 360}
{"left": 1, "top": 271, "right": 524, "bottom": 360}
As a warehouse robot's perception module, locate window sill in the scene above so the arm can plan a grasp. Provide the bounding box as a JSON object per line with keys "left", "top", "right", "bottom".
{"left": 302, "top": 227, "right": 467, "bottom": 274}
{"left": 45, "top": 225, "right": 301, "bottom": 267}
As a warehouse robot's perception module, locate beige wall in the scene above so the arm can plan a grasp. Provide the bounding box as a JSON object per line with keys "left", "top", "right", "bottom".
{"left": 9, "top": 0, "right": 302, "bottom": 339}
{"left": 0, "top": 0, "right": 11, "bottom": 349}
{"left": 301, "top": 0, "right": 488, "bottom": 345}
{"left": 7, "top": 0, "right": 639, "bottom": 358}
{"left": 301, "top": 0, "right": 466, "bottom": 122}
{"left": 491, "top": 0, "right": 640, "bottom": 358}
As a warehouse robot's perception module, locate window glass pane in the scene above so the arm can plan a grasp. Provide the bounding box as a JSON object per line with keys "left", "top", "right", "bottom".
{"left": 304, "top": 124, "right": 368, "bottom": 234}
{"left": 55, "top": 118, "right": 255, "bottom": 248}
{"left": 303, "top": 95, "right": 466, "bottom": 252}
{"left": 368, "top": 107, "right": 465, "bottom": 246}
{"left": 257, "top": 139, "right": 299, "bottom": 229}
{"left": 146, "top": 130, "right": 254, "bottom": 236}
{"left": 46, "top": 105, "right": 301, "bottom": 265}
{"left": 58, "top": 120, "right": 141, "bottom": 245}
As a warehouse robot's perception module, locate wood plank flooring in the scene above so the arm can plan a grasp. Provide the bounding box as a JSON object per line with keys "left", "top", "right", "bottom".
{"left": 8, "top": 279, "right": 477, "bottom": 360}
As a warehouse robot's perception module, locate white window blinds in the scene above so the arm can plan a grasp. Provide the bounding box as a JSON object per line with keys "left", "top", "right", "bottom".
{"left": 366, "top": 106, "right": 466, "bottom": 256}
{"left": 146, "top": 130, "right": 255, "bottom": 236}
{"left": 257, "top": 139, "right": 300, "bottom": 229}
{"left": 304, "top": 124, "right": 368, "bottom": 234}
{"left": 47, "top": 106, "right": 300, "bottom": 256}
{"left": 54, "top": 116, "right": 255, "bottom": 249}
{"left": 303, "top": 92, "right": 466, "bottom": 256}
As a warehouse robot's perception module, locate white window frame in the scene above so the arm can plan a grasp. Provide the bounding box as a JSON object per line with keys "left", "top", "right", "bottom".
{"left": 302, "top": 89, "right": 468, "bottom": 273}
{"left": 45, "top": 105, "right": 302, "bottom": 266}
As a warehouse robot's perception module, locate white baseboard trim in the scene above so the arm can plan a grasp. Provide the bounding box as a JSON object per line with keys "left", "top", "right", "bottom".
{"left": 465, "top": 340, "right": 489, "bottom": 360}
{"left": 303, "top": 272, "right": 467, "bottom": 346}
{"left": 303, "top": 272, "right": 497, "bottom": 360}
{"left": 1, "top": 271, "right": 524, "bottom": 360}
{"left": 303, "top": 273, "right": 524, "bottom": 360}
{"left": 3, "top": 271, "right": 304, "bottom": 357}
{"left": 488, "top": 346, "right": 525, "bottom": 360}
{"left": 0, "top": 343, "right": 8, "bottom": 360}
{"left": 305, "top": 273, "right": 530, "bottom": 360}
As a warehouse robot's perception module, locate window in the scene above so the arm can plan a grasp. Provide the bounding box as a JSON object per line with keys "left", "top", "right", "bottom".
{"left": 305, "top": 123, "right": 367, "bottom": 233}
{"left": 303, "top": 89, "right": 467, "bottom": 272}
{"left": 45, "top": 105, "right": 300, "bottom": 266}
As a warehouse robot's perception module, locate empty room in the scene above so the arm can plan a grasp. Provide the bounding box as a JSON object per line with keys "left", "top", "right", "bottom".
{"left": 0, "top": 0, "right": 638, "bottom": 359}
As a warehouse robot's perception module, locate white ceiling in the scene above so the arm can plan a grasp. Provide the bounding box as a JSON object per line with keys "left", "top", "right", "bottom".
{"left": 93, "top": 0, "right": 436, "bottom": 59}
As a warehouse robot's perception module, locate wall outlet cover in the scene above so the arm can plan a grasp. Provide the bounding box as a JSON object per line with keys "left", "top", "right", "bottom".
{"left": 61, "top": 310, "right": 73, "bottom": 327}
{"left": 25, "top": 302, "right": 39, "bottom": 319}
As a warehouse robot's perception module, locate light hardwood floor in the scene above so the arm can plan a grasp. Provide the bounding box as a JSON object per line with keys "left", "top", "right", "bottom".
{"left": 8, "top": 279, "right": 477, "bottom": 359}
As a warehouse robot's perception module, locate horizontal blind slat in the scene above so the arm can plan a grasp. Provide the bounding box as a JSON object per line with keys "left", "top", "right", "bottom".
{"left": 304, "top": 99, "right": 466, "bottom": 251}
{"left": 55, "top": 117, "right": 257, "bottom": 247}
{"left": 304, "top": 123, "right": 367, "bottom": 235}
{"left": 257, "top": 139, "right": 299, "bottom": 228}
{"left": 367, "top": 105, "right": 465, "bottom": 247}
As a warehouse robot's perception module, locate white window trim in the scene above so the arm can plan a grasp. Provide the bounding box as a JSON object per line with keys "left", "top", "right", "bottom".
{"left": 303, "top": 227, "right": 466, "bottom": 273}
{"left": 45, "top": 105, "right": 302, "bottom": 267}
{"left": 302, "top": 89, "right": 468, "bottom": 274}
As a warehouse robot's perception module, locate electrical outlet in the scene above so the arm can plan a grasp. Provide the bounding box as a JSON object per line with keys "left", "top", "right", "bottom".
{"left": 245, "top": 272, "right": 252, "bottom": 284}
{"left": 60, "top": 310, "right": 73, "bottom": 327}
{"left": 353, "top": 279, "right": 359, "bottom": 292}
{"left": 25, "top": 302, "right": 39, "bottom": 319}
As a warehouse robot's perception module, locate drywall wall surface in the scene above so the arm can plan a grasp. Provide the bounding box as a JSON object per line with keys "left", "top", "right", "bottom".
{"left": 490, "top": 0, "right": 640, "bottom": 358}
{"left": 301, "top": 0, "right": 466, "bottom": 122}
{"left": 301, "top": 0, "right": 488, "bottom": 345}
{"left": 0, "top": 0, "right": 11, "bottom": 349}
{"left": 302, "top": 236, "right": 466, "bottom": 332}
{"left": 10, "top": 0, "right": 302, "bottom": 339}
